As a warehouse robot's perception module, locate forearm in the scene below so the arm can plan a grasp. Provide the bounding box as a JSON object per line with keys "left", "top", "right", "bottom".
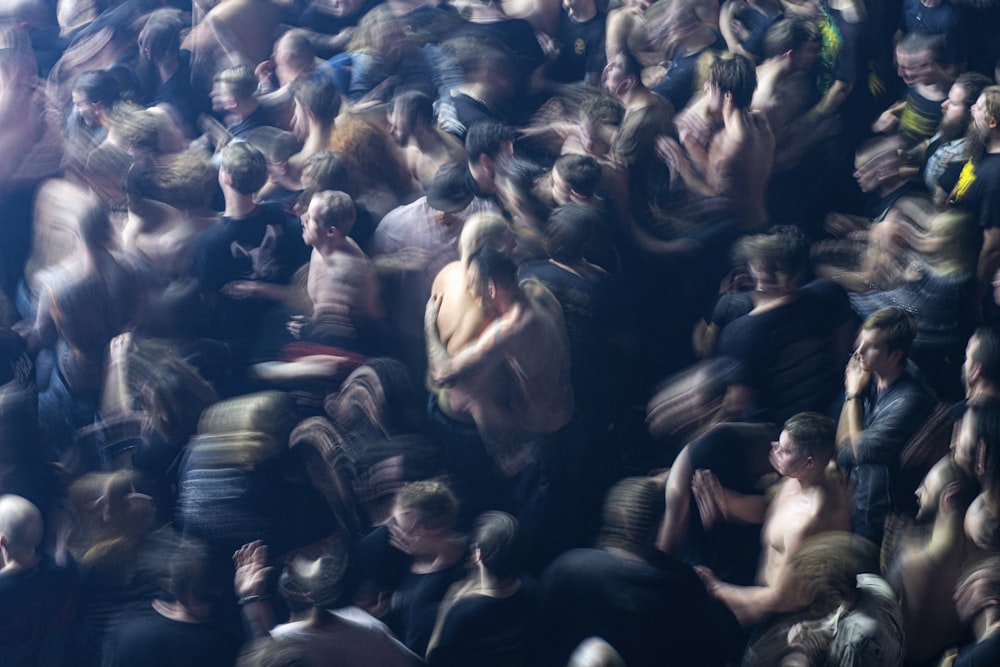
{"left": 720, "top": 490, "right": 768, "bottom": 525}
{"left": 811, "top": 80, "right": 852, "bottom": 120}
{"left": 839, "top": 396, "right": 865, "bottom": 457}
{"left": 239, "top": 598, "right": 275, "bottom": 639}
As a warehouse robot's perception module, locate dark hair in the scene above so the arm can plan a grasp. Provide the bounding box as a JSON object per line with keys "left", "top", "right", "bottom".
{"left": 465, "top": 120, "right": 514, "bottom": 162}
{"left": 470, "top": 245, "right": 518, "bottom": 293}
{"left": 862, "top": 307, "right": 917, "bottom": 357}
{"left": 554, "top": 154, "right": 601, "bottom": 198}
{"left": 137, "top": 9, "right": 184, "bottom": 62}
{"left": 221, "top": 142, "right": 268, "bottom": 195}
{"left": 967, "top": 402, "right": 1000, "bottom": 491}
{"left": 898, "top": 31, "right": 944, "bottom": 62}
{"left": 78, "top": 202, "right": 113, "bottom": 250}
{"left": 956, "top": 72, "right": 993, "bottom": 109}
{"left": 708, "top": 52, "right": 756, "bottom": 109}
{"left": 292, "top": 73, "right": 341, "bottom": 127}
{"left": 546, "top": 202, "right": 599, "bottom": 263}
{"left": 597, "top": 477, "right": 665, "bottom": 557}
{"left": 395, "top": 480, "right": 458, "bottom": 531}
{"left": 310, "top": 190, "right": 356, "bottom": 235}
{"left": 972, "top": 327, "right": 1000, "bottom": 385}
{"left": 73, "top": 69, "right": 119, "bottom": 107}
{"left": 762, "top": 17, "right": 818, "bottom": 60}
{"left": 733, "top": 225, "right": 810, "bottom": 281}
{"left": 783, "top": 412, "right": 836, "bottom": 463}
{"left": 303, "top": 151, "right": 350, "bottom": 192}
{"left": 391, "top": 90, "right": 434, "bottom": 129}
{"left": 472, "top": 511, "right": 526, "bottom": 579}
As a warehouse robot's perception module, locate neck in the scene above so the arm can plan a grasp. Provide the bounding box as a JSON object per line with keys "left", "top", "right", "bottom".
{"left": 876, "top": 364, "right": 904, "bottom": 392}
{"left": 569, "top": 5, "right": 597, "bottom": 22}
{"left": 928, "top": 510, "right": 966, "bottom": 557}
{"left": 974, "top": 608, "right": 1000, "bottom": 641}
{"left": 224, "top": 193, "right": 257, "bottom": 218}
{"left": 0, "top": 548, "right": 39, "bottom": 574}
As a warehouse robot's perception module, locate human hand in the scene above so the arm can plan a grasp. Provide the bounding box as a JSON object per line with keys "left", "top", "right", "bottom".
{"left": 692, "top": 468, "right": 727, "bottom": 529}
{"left": 109, "top": 331, "right": 133, "bottom": 364}
{"left": 655, "top": 135, "right": 683, "bottom": 170}
{"left": 221, "top": 280, "right": 260, "bottom": 299}
{"left": 844, "top": 354, "right": 870, "bottom": 396}
{"left": 871, "top": 109, "right": 898, "bottom": 134}
{"left": 694, "top": 565, "right": 724, "bottom": 597}
{"left": 233, "top": 540, "right": 272, "bottom": 599}
{"left": 287, "top": 315, "right": 308, "bottom": 339}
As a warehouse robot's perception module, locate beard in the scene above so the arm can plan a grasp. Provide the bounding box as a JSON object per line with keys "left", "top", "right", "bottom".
{"left": 938, "top": 112, "right": 969, "bottom": 142}
{"left": 966, "top": 122, "right": 989, "bottom": 163}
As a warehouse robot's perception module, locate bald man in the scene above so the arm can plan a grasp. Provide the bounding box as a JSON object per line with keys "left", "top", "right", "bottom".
{"left": 0, "top": 495, "right": 77, "bottom": 661}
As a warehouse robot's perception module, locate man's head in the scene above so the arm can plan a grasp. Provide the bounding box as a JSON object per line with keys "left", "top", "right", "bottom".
{"left": 940, "top": 73, "right": 992, "bottom": 142}
{"left": 706, "top": 52, "right": 757, "bottom": 115}
{"left": 772, "top": 412, "right": 835, "bottom": 478}
{"left": 733, "top": 225, "right": 810, "bottom": 296}
{"left": 137, "top": 9, "right": 183, "bottom": 64}
{"left": 602, "top": 51, "right": 643, "bottom": 100}
{"left": 970, "top": 85, "right": 1000, "bottom": 146}
{"left": 388, "top": 480, "right": 458, "bottom": 556}
{"left": 761, "top": 17, "right": 820, "bottom": 70}
{"left": 388, "top": 90, "right": 434, "bottom": 145}
{"left": 545, "top": 202, "right": 600, "bottom": 264}
{"left": 281, "top": 536, "right": 350, "bottom": 609}
{"left": 72, "top": 69, "right": 118, "bottom": 128}
{"left": 563, "top": 0, "right": 597, "bottom": 21}
{"left": 552, "top": 154, "right": 601, "bottom": 205}
{"left": 291, "top": 74, "right": 341, "bottom": 137}
{"left": 166, "top": 539, "right": 218, "bottom": 610}
{"left": 219, "top": 142, "right": 268, "bottom": 195}
{"left": 915, "top": 456, "right": 977, "bottom": 522}
{"left": 963, "top": 327, "right": 1000, "bottom": 398}
{"left": 465, "top": 121, "right": 515, "bottom": 192}
{"left": 855, "top": 307, "right": 916, "bottom": 376}
{"left": 471, "top": 511, "right": 526, "bottom": 579}
{"left": 426, "top": 162, "right": 474, "bottom": 221}
{"left": 955, "top": 554, "right": 1000, "bottom": 623}
{"left": 895, "top": 32, "right": 944, "bottom": 88}
{"left": 597, "top": 476, "right": 666, "bottom": 557}
{"left": 301, "top": 190, "right": 355, "bottom": 249}
{"left": 212, "top": 65, "right": 258, "bottom": 115}
{"left": 953, "top": 402, "right": 1000, "bottom": 483}
{"left": 274, "top": 29, "right": 315, "bottom": 87}
{"left": 459, "top": 213, "right": 513, "bottom": 266}
{"left": 467, "top": 246, "right": 518, "bottom": 309}
{"left": 0, "top": 494, "right": 43, "bottom": 562}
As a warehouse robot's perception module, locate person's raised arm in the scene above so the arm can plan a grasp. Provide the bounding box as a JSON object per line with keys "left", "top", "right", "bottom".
{"left": 234, "top": 540, "right": 275, "bottom": 639}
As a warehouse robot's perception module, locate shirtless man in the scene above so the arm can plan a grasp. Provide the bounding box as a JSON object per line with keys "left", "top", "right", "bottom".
{"left": 388, "top": 91, "right": 466, "bottom": 190}
{"left": 426, "top": 246, "right": 573, "bottom": 477}
{"left": 887, "top": 456, "right": 978, "bottom": 663}
{"left": 695, "top": 412, "right": 852, "bottom": 628}
{"left": 657, "top": 52, "right": 775, "bottom": 230}
{"left": 182, "top": 0, "right": 281, "bottom": 88}
{"left": 253, "top": 190, "right": 383, "bottom": 384}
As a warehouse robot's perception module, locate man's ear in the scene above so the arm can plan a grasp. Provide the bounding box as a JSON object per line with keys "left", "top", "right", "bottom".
{"left": 888, "top": 348, "right": 905, "bottom": 368}
{"left": 941, "top": 482, "right": 959, "bottom": 512}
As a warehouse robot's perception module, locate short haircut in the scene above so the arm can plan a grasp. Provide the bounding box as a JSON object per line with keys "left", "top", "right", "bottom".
{"left": 546, "top": 202, "right": 599, "bottom": 263}
{"left": 733, "top": 225, "right": 810, "bottom": 280}
{"left": 0, "top": 494, "right": 43, "bottom": 552}
{"left": 972, "top": 327, "right": 1000, "bottom": 385}
{"left": 597, "top": 477, "right": 665, "bottom": 555}
{"left": 73, "top": 69, "right": 119, "bottom": 107}
{"left": 395, "top": 480, "right": 458, "bottom": 531}
{"left": 214, "top": 64, "right": 258, "bottom": 102}
{"left": 465, "top": 120, "right": 514, "bottom": 162}
{"left": 470, "top": 245, "right": 518, "bottom": 292}
{"left": 459, "top": 213, "right": 511, "bottom": 264}
{"left": 933, "top": 457, "right": 979, "bottom": 511}
{"left": 221, "top": 142, "right": 268, "bottom": 194}
{"left": 580, "top": 92, "right": 624, "bottom": 126}
{"left": 276, "top": 29, "right": 315, "bottom": 71}
{"left": 898, "top": 31, "right": 944, "bottom": 61}
{"left": 554, "top": 154, "right": 602, "bottom": 198}
{"left": 979, "top": 85, "right": 1000, "bottom": 126}
{"left": 391, "top": 90, "right": 434, "bottom": 129}
{"left": 955, "top": 72, "right": 993, "bottom": 108}
{"left": 762, "top": 17, "right": 818, "bottom": 60}
{"left": 311, "top": 190, "right": 356, "bottom": 235}
{"left": 783, "top": 411, "right": 836, "bottom": 463}
{"left": 472, "top": 511, "right": 526, "bottom": 579}
{"left": 708, "top": 52, "right": 756, "bottom": 109}
{"left": 292, "top": 73, "right": 341, "bottom": 127}
{"left": 862, "top": 306, "right": 917, "bottom": 357}
{"left": 302, "top": 151, "right": 349, "bottom": 192}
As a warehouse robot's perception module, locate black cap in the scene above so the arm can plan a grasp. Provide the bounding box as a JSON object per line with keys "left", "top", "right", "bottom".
{"left": 426, "top": 162, "right": 474, "bottom": 212}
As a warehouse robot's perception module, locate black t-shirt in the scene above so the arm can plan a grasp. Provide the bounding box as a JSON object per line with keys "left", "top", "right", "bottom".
{"left": 547, "top": 10, "right": 606, "bottom": 83}
{"left": 193, "top": 202, "right": 309, "bottom": 340}
{"left": 948, "top": 152, "right": 1000, "bottom": 229}
{"left": 539, "top": 548, "right": 742, "bottom": 667}
{"left": 0, "top": 553, "right": 76, "bottom": 648}
{"left": 426, "top": 582, "right": 540, "bottom": 667}
{"left": 717, "top": 279, "right": 854, "bottom": 423}
{"left": 102, "top": 607, "right": 240, "bottom": 667}
{"left": 453, "top": 19, "right": 546, "bottom": 80}
{"left": 955, "top": 633, "right": 1000, "bottom": 667}
{"left": 651, "top": 30, "right": 726, "bottom": 111}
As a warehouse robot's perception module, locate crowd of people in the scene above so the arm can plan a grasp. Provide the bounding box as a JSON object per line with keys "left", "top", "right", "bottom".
{"left": 2, "top": 0, "right": 1000, "bottom": 664}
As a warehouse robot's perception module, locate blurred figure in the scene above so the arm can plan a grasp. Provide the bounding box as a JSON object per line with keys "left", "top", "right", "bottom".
{"left": 695, "top": 413, "right": 851, "bottom": 628}
{"left": 426, "top": 511, "right": 539, "bottom": 666}
{"left": 208, "top": 64, "right": 275, "bottom": 144}
{"left": 923, "top": 72, "right": 991, "bottom": 204}
{"left": 102, "top": 538, "right": 240, "bottom": 667}
{"left": 949, "top": 555, "right": 1000, "bottom": 665}
{"left": 137, "top": 9, "right": 204, "bottom": 136}
{"left": 0, "top": 494, "right": 77, "bottom": 666}
{"left": 566, "top": 638, "right": 626, "bottom": 667}
{"left": 962, "top": 327, "right": 1000, "bottom": 404}
{"left": 388, "top": 90, "right": 466, "bottom": 190}
{"left": 836, "top": 307, "right": 937, "bottom": 547}
{"left": 539, "top": 477, "right": 741, "bottom": 667}
{"left": 886, "top": 457, "right": 978, "bottom": 663}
